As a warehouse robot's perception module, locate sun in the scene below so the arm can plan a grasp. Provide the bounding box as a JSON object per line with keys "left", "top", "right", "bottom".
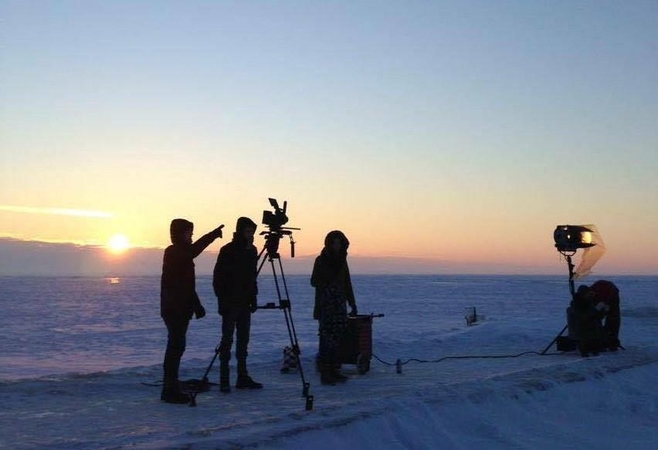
{"left": 107, "top": 233, "right": 130, "bottom": 254}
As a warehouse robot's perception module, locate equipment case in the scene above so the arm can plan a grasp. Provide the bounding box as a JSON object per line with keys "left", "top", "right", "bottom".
{"left": 336, "top": 314, "right": 377, "bottom": 374}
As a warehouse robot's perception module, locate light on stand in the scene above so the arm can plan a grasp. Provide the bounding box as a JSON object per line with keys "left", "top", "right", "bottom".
{"left": 541, "top": 224, "right": 606, "bottom": 354}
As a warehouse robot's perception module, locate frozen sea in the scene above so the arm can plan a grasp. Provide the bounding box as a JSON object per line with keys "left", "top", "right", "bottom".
{"left": 0, "top": 274, "right": 657, "bottom": 449}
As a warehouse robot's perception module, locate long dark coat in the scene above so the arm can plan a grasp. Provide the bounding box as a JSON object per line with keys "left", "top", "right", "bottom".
{"left": 160, "top": 224, "right": 216, "bottom": 319}
{"left": 310, "top": 230, "right": 356, "bottom": 320}
{"left": 213, "top": 235, "right": 258, "bottom": 311}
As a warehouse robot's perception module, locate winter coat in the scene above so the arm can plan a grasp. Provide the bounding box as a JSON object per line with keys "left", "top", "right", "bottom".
{"left": 590, "top": 279, "right": 621, "bottom": 340}
{"left": 213, "top": 235, "right": 259, "bottom": 311}
{"left": 160, "top": 230, "right": 217, "bottom": 320}
{"left": 590, "top": 280, "right": 619, "bottom": 309}
{"left": 311, "top": 230, "right": 356, "bottom": 320}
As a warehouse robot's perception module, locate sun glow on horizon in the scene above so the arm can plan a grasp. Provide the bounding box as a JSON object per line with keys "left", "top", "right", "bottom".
{"left": 107, "top": 234, "right": 130, "bottom": 254}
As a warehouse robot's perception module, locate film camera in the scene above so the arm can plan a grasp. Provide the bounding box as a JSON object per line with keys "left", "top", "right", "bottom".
{"left": 553, "top": 225, "right": 595, "bottom": 254}
{"left": 262, "top": 198, "right": 290, "bottom": 232}
{"left": 261, "top": 198, "right": 300, "bottom": 257}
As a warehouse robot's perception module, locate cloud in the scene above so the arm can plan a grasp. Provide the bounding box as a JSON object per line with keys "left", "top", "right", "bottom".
{"left": 0, "top": 205, "right": 113, "bottom": 219}
{"left": 0, "top": 237, "right": 566, "bottom": 276}
{"left": 0, "top": 238, "right": 306, "bottom": 276}
{"left": 0, "top": 238, "right": 153, "bottom": 276}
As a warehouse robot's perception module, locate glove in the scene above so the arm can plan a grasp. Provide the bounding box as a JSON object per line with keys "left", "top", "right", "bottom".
{"left": 211, "top": 224, "right": 224, "bottom": 239}
{"left": 194, "top": 304, "right": 206, "bottom": 319}
{"left": 349, "top": 305, "right": 358, "bottom": 316}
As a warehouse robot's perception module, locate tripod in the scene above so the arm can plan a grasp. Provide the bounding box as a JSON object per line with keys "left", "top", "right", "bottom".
{"left": 198, "top": 229, "right": 313, "bottom": 411}
{"left": 256, "top": 230, "right": 313, "bottom": 410}
{"left": 540, "top": 251, "right": 576, "bottom": 354}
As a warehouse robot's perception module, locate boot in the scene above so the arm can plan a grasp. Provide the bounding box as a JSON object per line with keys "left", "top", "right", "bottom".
{"left": 236, "top": 359, "right": 263, "bottom": 389}
{"left": 220, "top": 361, "right": 231, "bottom": 393}
{"left": 606, "top": 335, "right": 620, "bottom": 351}
{"left": 161, "top": 380, "right": 190, "bottom": 404}
{"left": 320, "top": 369, "right": 336, "bottom": 386}
{"left": 236, "top": 375, "right": 263, "bottom": 389}
{"left": 332, "top": 369, "right": 348, "bottom": 383}
{"left": 320, "top": 361, "right": 341, "bottom": 385}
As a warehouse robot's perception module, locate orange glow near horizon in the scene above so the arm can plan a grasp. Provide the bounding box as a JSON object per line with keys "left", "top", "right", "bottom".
{"left": 107, "top": 234, "right": 130, "bottom": 254}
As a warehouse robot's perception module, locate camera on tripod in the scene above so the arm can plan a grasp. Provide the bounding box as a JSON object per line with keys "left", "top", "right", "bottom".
{"left": 256, "top": 198, "right": 313, "bottom": 409}
{"left": 262, "top": 198, "right": 291, "bottom": 233}
{"left": 261, "top": 198, "right": 300, "bottom": 257}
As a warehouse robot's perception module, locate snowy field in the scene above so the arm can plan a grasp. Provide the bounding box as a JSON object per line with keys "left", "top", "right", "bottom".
{"left": 0, "top": 274, "right": 657, "bottom": 449}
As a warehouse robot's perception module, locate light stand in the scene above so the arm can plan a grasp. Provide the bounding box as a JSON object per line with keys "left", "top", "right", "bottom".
{"left": 541, "top": 225, "right": 596, "bottom": 354}
{"left": 540, "top": 249, "right": 577, "bottom": 354}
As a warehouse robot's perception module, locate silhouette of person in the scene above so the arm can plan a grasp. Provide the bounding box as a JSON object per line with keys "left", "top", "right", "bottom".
{"left": 311, "top": 230, "right": 357, "bottom": 385}
{"left": 590, "top": 279, "right": 622, "bottom": 349}
{"left": 160, "top": 219, "right": 224, "bottom": 404}
{"left": 568, "top": 279, "right": 622, "bottom": 356}
{"left": 213, "top": 217, "right": 263, "bottom": 392}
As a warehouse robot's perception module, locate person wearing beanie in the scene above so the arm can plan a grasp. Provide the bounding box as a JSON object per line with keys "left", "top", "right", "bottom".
{"left": 213, "top": 216, "right": 262, "bottom": 392}
{"left": 160, "top": 219, "right": 224, "bottom": 404}
{"left": 311, "top": 230, "right": 357, "bottom": 385}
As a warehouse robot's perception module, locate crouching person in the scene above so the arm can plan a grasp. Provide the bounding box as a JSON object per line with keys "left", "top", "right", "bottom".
{"left": 160, "top": 219, "right": 224, "bottom": 403}
{"left": 567, "top": 279, "right": 622, "bottom": 357}
{"left": 590, "top": 279, "right": 622, "bottom": 350}
{"left": 213, "top": 217, "right": 263, "bottom": 393}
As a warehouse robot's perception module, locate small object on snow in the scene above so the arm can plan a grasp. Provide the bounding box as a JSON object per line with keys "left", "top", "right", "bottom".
{"left": 280, "top": 346, "right": 299, "bottom": 373}
{"left": 396, "top": 358, "right": 402, "bottom": 374}
{"left": 465, "top": 306, "right": 478, "bottom": 325}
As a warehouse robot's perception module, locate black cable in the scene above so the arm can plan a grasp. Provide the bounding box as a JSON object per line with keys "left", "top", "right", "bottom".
{"left": 144, "top": 352, "right": 566, "bottom": 387}
{"left": 372, "top": 350, "right": 563, "bottom": 367}
{"left": 141, "top": 379, "right": 218, "bottom": 388}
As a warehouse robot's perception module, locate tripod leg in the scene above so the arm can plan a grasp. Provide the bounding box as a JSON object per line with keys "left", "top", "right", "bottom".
{"left": 267, "top": 256, "right": 313, "bottom": 409}
{"left": 201, "top": 344, "right": 221, "bottom": 383}
{"left": 283, "top": 308, "right": 309, "bottom": 388}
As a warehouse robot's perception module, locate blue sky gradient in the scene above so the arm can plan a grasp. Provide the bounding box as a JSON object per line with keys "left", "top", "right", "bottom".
{"left": 1, "top": 1, "right": 657, "bottom": 274}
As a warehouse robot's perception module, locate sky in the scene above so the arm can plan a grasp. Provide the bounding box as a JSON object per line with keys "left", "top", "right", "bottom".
{"left": 1, "top": 0, "right": 657, "bottom": 275}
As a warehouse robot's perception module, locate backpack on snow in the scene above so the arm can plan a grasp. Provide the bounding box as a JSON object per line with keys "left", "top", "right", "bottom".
{"left": 280, "top": 346, "right": 299, "bottom": 373}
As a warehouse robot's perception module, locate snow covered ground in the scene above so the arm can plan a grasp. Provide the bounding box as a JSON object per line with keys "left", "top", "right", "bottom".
{"left": 1, "top": 275, "right": 657, "bottom": 449}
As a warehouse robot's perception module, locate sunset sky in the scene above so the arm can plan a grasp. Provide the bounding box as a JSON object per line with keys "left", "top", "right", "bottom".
{"left": 1, "top": 1, "right": 657, "bottom": 275}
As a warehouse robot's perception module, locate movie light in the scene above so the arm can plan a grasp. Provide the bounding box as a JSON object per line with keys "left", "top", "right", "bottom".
{"left": 553, "top": 225, "right": 595, "bottom": 254}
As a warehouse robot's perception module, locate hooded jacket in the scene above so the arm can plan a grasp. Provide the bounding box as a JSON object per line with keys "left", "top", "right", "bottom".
{"left": 590, "top": 279, "right": 621, "bottom": 339}
{"left": 160, "top": 219, "right": 221, "bottom": 319}
{"left": 310, "top": 230, "right": 356, "bottom": 320}
{"left": 213, "top": 217, "right": 259, "bottom": 311}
